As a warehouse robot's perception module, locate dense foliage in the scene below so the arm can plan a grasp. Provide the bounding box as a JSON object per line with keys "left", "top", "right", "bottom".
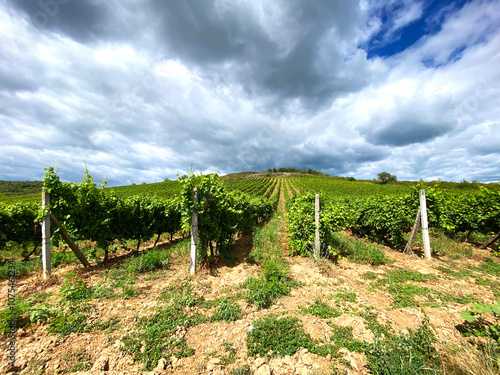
{"left": 179, "top": 172, "right": 277, "bottom": 261}
{"left": 0, "top": 202, "right": 41, "bottom": 258}
{"left": 0, "top": 169, "right": 278, "bottom": 268}
{"left": 41, "top": 167, "right": 182, "bottom": 262}
{"left": 287, "top": 177, "right": 500, "bottom": 255}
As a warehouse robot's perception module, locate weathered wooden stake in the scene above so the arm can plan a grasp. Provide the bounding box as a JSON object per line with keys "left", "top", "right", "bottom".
{"left": 41, "top": 191, "right": 51, "bottom": 278}
{"left": 49, "top": 214, "right": 90, "bottom": 268}
{"left": 190, "top": 187, "right": 199, "bottom": 275}
{"left": 419, "top": 190, "right": 432, "bottom": 260}
{"left": 480, "top": 231, "right": 500, "bottom": 249}
{"left": 314, "top": 194, "right": 320, "bottom": 262}
{"left": 404, "top": 207, "right": 421, "bottom": 254}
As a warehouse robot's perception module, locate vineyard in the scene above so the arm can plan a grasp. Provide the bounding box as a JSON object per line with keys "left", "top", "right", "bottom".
{"left": 0, "top": 170, "right": 500, "bottom": 374}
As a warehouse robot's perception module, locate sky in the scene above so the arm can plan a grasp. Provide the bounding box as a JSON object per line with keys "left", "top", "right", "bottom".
{"left": 0, "top": 0, "right": 499, "bottom": 186}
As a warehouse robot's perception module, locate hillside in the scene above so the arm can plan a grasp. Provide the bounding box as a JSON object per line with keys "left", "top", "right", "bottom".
{"left": 0, "top": 180, "right": 42, "bottom": 197}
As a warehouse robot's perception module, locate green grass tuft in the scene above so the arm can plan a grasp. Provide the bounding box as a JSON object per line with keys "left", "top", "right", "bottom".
{"left": 331, "top": 232, "right": 388, "bottom": 266}
{"left": 301, "top": 298, "right": 342, "bottom": 319}
{"left": 247, "top": 315, "right": 314, "bottom": 358}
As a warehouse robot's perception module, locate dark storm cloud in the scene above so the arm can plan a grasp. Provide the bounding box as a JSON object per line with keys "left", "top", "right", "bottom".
{"left": 362, "top": 120, "right": 453, "bottom": 146}
{"left": 149, "top": 0, "right": 371, "bottom": 108}
{"left": 7, "top": 0, "right": 124, "bottom": 42}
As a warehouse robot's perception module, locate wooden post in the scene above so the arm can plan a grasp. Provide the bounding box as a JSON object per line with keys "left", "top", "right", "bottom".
{"left": 404, "top": 208, "right": 421, "bottom": 254}
{"left": 419, "top": 190, "right": 432, "bottom": 260}
{"left": 41, "top": 191, "right": 51, "bottom": 278}
{"left": 480, "top": 231, "right": 500, "bottom": 249}
{"left": 314, "top": 194, "right": 320, "bottom": 262}
{"left": 190, "top": 187, "right": 199, "bottom": 275}
{"left": 49, "top": 215, "right": 90, "bottom": 268}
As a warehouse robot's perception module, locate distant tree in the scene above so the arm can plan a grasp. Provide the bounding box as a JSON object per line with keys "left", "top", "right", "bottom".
{"left": 272, "top": 168, "right": 277, "bottom": 172}
{"left": 164, "top": 177, "right": 169, "bottom": 182}
{"left": 377, "top": 172, "right": 397, "bottom": 184}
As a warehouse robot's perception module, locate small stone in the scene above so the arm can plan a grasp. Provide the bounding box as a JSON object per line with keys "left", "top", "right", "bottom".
{"left": 302, "top": 353, "right": 314, "bottom": 366}
{"left": 153, "top": 358, "right": 167, "bottom": 372}
{"left": 254, "top": 364, "right": 271, "bottom": 375}
{"left": 296, "top": 366, "right": 310, "bottom": 375}
{"left": 254, "top": 358, "right": 266, "bottom": 368}
{"left": 91, "top": 355, "right": 109, "bottom": 371}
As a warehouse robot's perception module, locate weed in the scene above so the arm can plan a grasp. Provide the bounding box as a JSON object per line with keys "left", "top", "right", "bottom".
{"left": 60, "top": 278, "right": 93, "bottom": 301}
{"left": 47, "top": 305, "right": 93, "bottom": 336}
{"left": 361, "top": 271, "right": 378, "bottom": 280}
{"left": 0, "top": 297, "right": 31, "bottom": 334}
{"left": 122, "top": 248, "right": 169, "bottom": 274}
{"left": 52, "top": 251, "right": 79, "bottom": 268}
{"left": 313, "top": 324, "right": 366, "bottom": 358}
{"left": 388, "top": 283, "right": 430, "bottom": 308}
{"left": 247, "top": 315, "right": 314, "bottom": 358}
{"left": 365, "top": 315, "right": 441, "bottom": 374}
{"left": 334, "top": 292, "right": 357, "bottom": 303}
{"left": 217, "top": 342, "right": 237, "bottom": 366}
{"left": 88, "top": 317, "right": 121, "bottom": 333}
{"left": 443, "top": 340, "right": 500, "bottom": 375}
{"left": 431, "top": 235, "right": 474, "bottom": 259}
{"left": 248, "top": 212, "right": 283, "bottom": 265}
{"left": 439, "top": 292, "right": 480, "bottom": 305}
{"left": 331, "top": 232, "right": 388, "bottom": 266}
{"left": 383, "top": 268, "right": 438, "bottom": 284}
{"left": 262, "top": 259, "right": 288, "bottom": 282}
{"left": 144, "top": 271, "right": 163, "bottom": 281}
{"left": 60, "top": 349, "right": 91, "bottom": 373}
{"left": 434, "top": 265, "right": 473, "bottom": 279}
{"left": 48, "top": 310, "right": 88, "bottom": 336}
{"left": 229, "top": 365, "right": 252, "bottom": 375}
{"left": 245, "top": 276, "right": 296, "bottom": 309}
{"left": 160, "top": 280, "right": 203, "bottom": 307}
{"left": 29, "top": 303, "right": 55, "bottom": 324}
{"left": 60, "top": 277, "right": 115, "bottom": 301}
{"left": 358, "top": 311, "right": 392, "bottom": 339}
{"left": 211, "top": 298, "right": 242, "bottom": 322}
{"left": 29, "top": 291, "right": 53, "bottom": 304}
{"left": 120, "top": 285, "right": 138, "bottom": 298}
{"left": 479, "top": 258, "right": 500, "bottom": 276}
{"left": 475, "top": 277, "right": 500, "bottom": 298}
{"left": 459, "top": 301, "right": 500, "bottom": 341}
{"left": 120, "top": 305, "right": 205, "bottom": 371}
{"left": 19, "top": 359, "right": 46, "bottom": 375}
{"left": 301, "top": 298, "right": 342, "bottom": 319}
{"left": 0, "top": 258, "right": 41, "bottom": 281}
